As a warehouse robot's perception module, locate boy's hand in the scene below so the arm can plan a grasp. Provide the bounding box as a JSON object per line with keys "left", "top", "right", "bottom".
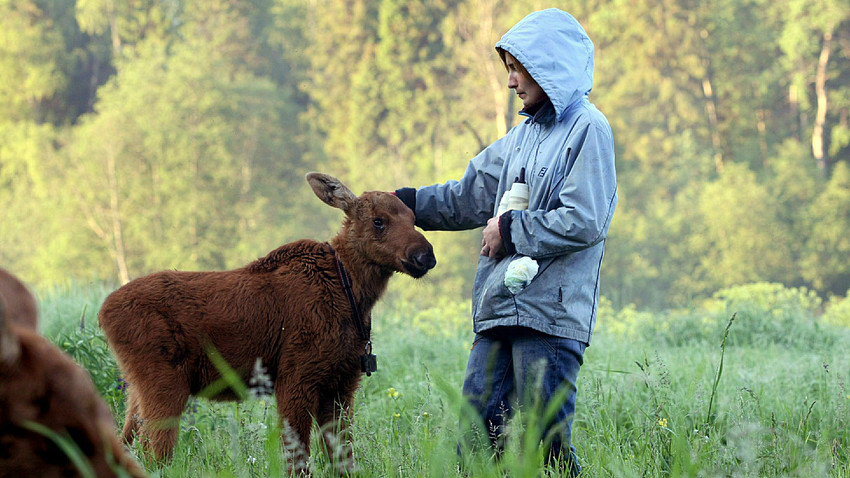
{"left": 481, "top": 217, "right": 505, "bottom": 259}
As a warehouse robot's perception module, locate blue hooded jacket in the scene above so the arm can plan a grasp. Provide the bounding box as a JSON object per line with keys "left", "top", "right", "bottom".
{"left": 402, "top": 9, "right": 617, "bottom": 344}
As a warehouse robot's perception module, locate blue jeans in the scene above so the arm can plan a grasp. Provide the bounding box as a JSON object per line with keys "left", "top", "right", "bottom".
{"left": 460, "top": 326, "right": 585, "bottom": 474}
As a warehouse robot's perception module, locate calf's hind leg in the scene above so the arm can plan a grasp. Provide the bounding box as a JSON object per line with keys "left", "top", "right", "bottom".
{"left": 122, "top": 387, "right": 142, "bottom": 444}
{"left": 132, "top": 377, "right": 191, "bottom": 460}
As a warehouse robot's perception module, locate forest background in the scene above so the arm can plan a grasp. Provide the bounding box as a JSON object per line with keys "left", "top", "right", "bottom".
{"left": 1, "top": 0, "right": 849, "bottom": 312}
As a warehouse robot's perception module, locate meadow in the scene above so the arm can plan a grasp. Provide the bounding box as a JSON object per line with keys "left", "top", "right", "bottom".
{"left": 36, "top": 282, "right": 850, "bottom": 477}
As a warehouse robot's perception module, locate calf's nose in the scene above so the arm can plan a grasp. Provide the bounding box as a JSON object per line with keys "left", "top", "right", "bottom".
{"left": 412, "top": 249, "right": 437, "bottom": 271}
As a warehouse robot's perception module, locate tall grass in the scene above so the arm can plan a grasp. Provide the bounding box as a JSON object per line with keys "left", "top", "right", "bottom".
{"left": 35, "top": 282, "right": 850, "bottom": 477}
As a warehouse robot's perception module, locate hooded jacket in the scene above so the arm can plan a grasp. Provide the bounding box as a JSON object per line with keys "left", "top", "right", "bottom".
{"left": 399, "top": 9, "right": 617, "bottom": 344}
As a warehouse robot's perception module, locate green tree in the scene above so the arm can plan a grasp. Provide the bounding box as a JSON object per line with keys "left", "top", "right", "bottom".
{"left": 63, "top": 0, "right": 308, "bottom": 283}
{"left": 802, "top": 162, "right": 850, "bottom": 295}
{"left": 305, "top": 0, "right": 491, "bottom": 301}
{"left": 690, "top": 162, "right": 794, "bottom": 294}
{"left": 0, "top": 0, "right": 66, "bottom": 122}
{"left": 0, "top": 0, "right": 98, "bottom": 283}
{"left": 778, "top": 0, "right": 850, "bottom": 172}
{"left": 580, "top": 0, "right": 719, "bottom": 306}
{"left": 764, "top": 139, "right": 824, "bottom": 285}
{"left": 0, "top": 122, "right": 69, "bottom": 284}
{"left": 581, "top": 0, "right": 847, "bottom": 306}
{"left": 76, "top": 0, "right": 175, "bottom": 58}
{"left": 3, "top": 0, "right": 848, "bottom": 307}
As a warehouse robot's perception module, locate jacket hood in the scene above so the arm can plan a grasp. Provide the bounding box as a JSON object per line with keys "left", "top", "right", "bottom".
{"left": 495, "top": 8, "right": 594, "bottom": 120}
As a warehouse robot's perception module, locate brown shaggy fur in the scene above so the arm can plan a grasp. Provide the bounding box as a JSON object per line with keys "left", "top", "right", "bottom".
{"left": 97, "top": 173, "right": 436, "bottom": 473}
{"left": 0, "top": 268, "right": 38, "bottom": 331}
{"left": 0, "top": 269, "right": 146, "bottom": 478}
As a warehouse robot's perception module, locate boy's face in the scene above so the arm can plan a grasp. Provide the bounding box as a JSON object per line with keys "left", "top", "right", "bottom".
{"left": 504, "top": 52, "right": 546, "bottom": 109}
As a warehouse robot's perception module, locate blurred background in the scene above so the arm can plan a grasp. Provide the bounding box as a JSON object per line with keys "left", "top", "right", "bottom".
{"left": 1, "top": 0, "right": 848, "bottom": 312}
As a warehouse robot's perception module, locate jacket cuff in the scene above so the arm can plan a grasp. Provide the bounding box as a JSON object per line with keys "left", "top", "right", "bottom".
{"left": 394, "top": 187, "right": 417, "bottom": 212}
{"left": 499, "top": 211, "right": 516, "bottom": 256}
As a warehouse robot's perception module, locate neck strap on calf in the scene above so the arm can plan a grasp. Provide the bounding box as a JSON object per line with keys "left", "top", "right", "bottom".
{"left": 328, "top": 245, "right": 377, "bottom": 376}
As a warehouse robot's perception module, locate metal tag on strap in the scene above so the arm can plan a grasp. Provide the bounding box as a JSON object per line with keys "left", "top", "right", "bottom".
{"left": 360, "top": 340, "right": 377, "bottom": 376}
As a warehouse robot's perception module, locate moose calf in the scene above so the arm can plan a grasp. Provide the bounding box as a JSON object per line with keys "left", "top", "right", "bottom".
{"left": 0, "top": 268, "right": 146, "bottom": 478}
{"left": 98, "top": 173, "right": 436, "bottom": 473}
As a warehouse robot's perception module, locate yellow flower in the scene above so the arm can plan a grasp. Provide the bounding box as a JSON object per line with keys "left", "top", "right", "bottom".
{"left": 393, "top": 413, "right": 401, "bottom": 418}
{"left": 422, "top": 412, "right": 431, "bottom": 418}
{"left": 387, "top": 387, "right": 399, "bottom": 399}
{"left": 658, "top": 418, "right": 668, "bottom": 428}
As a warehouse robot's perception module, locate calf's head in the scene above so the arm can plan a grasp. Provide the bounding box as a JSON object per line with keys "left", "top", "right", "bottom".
{"left": 0, "top": 269, "right": 38, "bottom": 364}
{"left": 307, "top": 172, "right": 436, "bottom": 278}
{"left": 0, "top": 301, "right": 17, "bottom": 364}
{"left": 0, "top": 269, "right": 38, "bottom": 330}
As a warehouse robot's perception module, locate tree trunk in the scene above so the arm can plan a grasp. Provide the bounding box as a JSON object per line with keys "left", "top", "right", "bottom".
{"left": 699, "top": 29, "right": 723, "bottom": 173}
{"left": 106, "top": 149, "right": 130, "bottom": 285}
{"left": 756, "top": 107, "right": 769, "bottom": 165}
{"left": 812, "top": 30, "right": 832, "bottom": 172}
{"left": 702, "top": 76, "right": 723, "bottom": 173}
{"left": 479, "top": 5, "right": 508, "bottom": 137}
{"left": 789, "top": 84, "right": 800, "bottom": 141}
{"left": 457, "top": 0, "right": 508, "bottom": 139}
{"left": 107, "top": 0, "right": 122, "bottom": 56}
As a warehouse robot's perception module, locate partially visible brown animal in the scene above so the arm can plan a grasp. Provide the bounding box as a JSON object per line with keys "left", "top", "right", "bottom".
{"left": 0, "top": 267, "right": 38, "bottom": 331}
{"left": 98, "top": 173, "right": 436, "bottom": 472}
{"left": 0, "top": 268, "right": 146, "bottom": 478}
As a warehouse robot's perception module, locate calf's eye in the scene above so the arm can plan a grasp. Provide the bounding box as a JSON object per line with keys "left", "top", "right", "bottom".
{"left": 373, "top": 218, "right": 385, "bottom": 231}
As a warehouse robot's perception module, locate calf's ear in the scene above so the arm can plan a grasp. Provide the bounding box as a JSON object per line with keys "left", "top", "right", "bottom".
{"left": 0, "top": 302, "right": 21, "bottom": 365}
{"left": 306, "top": 172, "right": 358, "bottom": 213}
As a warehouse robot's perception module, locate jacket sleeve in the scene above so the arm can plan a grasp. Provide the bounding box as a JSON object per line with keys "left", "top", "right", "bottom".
{"left": 411, "top": 135, "right": 509, "bottom": 231}
{"left": 506, "top": 122, "right": 617, "bottom": 258}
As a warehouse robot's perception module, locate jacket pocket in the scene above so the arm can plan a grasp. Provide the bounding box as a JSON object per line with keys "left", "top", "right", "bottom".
{"left": 511, "top": 256, "right": 570, "bottom": 325}
{"left": 473, "top": 256, "right": 514, "bottom": 321}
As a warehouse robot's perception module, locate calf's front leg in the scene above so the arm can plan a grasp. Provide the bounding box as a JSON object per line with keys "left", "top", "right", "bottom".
{"left": 317, "top": 391, "right": 356, "bottom": 474}
{"left": 276, "top": 380, "right": 320, "bottom": 475}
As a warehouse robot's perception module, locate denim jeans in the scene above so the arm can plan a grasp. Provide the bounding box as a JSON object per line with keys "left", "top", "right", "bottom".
{"left": 460, "top": 326, "right": 586, "bottom": 475}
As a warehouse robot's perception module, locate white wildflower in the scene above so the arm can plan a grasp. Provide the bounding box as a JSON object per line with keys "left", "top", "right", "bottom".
{"left": 248, "top": 358, "right": 273, "bottom": 399}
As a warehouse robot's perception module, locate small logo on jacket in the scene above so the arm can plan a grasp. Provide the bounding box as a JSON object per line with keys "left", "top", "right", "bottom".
{"left": 538, "top": 167, "right": 548, "bottom": 177}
